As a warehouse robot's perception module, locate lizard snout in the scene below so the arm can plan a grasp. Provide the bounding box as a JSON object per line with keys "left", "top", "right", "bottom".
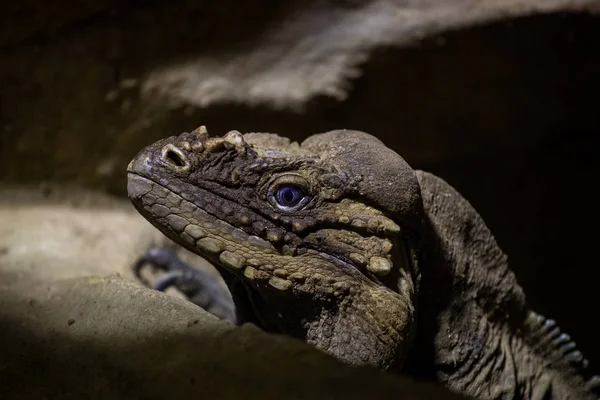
{"left": 127, "top": 150, "right": 153, "bottom": 176}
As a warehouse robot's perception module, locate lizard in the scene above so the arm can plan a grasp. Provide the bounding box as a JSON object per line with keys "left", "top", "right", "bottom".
{"left": 127, "top": 126, "right": 600, "bottom": 400}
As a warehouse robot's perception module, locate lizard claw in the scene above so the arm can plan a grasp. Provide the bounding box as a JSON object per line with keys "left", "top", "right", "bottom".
{"left": 151, "top": 270, "right": 185, "bottom": 292}
{"left": 133, "top": 247, "right": 236, "bottom": 324}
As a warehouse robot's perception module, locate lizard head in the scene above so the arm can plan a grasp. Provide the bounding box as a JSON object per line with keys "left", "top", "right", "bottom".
{"left": 127, "top": 126, "right": 424, "bottom": 370}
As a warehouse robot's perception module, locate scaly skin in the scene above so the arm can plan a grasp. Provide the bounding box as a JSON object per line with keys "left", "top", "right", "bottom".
{"left": 127, "top": 126, "right": 599, "bottom": 399}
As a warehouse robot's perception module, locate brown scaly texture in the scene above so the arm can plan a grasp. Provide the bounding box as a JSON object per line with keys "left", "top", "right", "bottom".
{"left": 127, "top": 127, "right": 599, "bottom": 399}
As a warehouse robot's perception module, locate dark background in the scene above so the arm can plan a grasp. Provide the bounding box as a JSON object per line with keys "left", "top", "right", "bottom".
{"left": 2, "top": 1, "right": 599, "bottom": 369}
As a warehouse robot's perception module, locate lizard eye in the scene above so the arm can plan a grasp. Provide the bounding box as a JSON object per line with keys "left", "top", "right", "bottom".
{"left": 276, "top": 185, "right": 304, "bottom": 207}
{"left": 268, "top": 176, "right": 312, "bottom": 211}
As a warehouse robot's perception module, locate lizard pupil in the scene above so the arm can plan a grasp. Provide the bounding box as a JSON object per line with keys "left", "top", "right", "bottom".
{"left": 276, "top": 186, "right": 303, "bottom": 207}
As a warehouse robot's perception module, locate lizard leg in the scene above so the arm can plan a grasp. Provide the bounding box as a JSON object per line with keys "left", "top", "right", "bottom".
{"left": 133, "top": 247, "right": 236, "bottom": 324}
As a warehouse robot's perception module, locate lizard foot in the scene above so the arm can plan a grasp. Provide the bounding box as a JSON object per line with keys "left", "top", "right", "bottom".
{"left": 133, "top": 247, "right": 236, "bottom": 324}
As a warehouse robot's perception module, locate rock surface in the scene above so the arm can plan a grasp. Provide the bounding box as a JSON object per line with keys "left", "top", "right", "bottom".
{"left": 0, "top": 184, "right": 467, "bottom": 399}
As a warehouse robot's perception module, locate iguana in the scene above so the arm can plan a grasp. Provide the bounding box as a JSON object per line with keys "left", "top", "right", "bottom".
{"left": 127, "top": 126, "right": 599, "bottom": 400}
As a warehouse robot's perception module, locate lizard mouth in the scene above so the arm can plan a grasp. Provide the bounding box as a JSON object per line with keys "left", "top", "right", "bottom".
{"left": 128, "top": 172, "right": 368, "bottom": 289}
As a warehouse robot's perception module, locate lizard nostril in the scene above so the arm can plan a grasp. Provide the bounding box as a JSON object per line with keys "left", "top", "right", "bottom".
{"left": 161, "top": 144, "right": 189, "bottom": 171}
{"left": 165, "top": 150, "right": 185, "bottom": 167}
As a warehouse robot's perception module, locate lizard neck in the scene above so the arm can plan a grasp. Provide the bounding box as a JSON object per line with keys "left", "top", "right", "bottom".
{"left": 408, "top": 171, "right": 597, "bottom": 400}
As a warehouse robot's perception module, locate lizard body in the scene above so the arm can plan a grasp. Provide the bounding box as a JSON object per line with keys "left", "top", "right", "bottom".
{"left": 128, "top": 127, "right": 599, "bottom": 399}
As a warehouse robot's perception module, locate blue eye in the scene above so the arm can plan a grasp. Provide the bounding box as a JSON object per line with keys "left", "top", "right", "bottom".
{"left": 268, "top": 176, "right": 312, "bottom": 211}
{"left": 276, "top": 185, "right": 304, "bottom": 207}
